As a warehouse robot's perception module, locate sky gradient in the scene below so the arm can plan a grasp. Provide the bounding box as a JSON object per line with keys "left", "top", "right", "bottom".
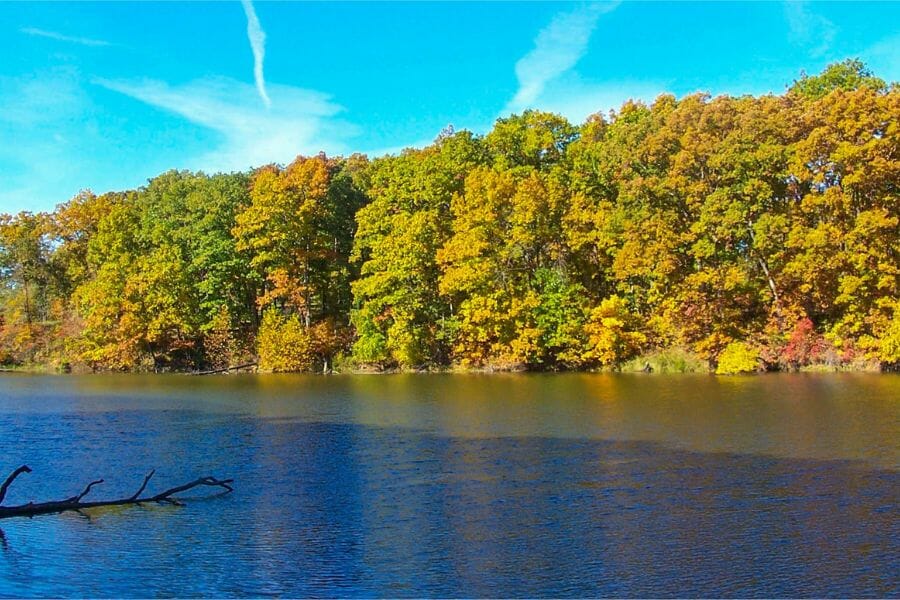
{"left": 2, "top": 1, "right": 898, "bottom": 213}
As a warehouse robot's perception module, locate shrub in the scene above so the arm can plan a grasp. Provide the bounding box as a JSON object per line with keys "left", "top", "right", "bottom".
{"left": 878, "top": 314, "right": 900, "bottom": 369}
{"left": 716, "top": 341, "right": 760, "bottom": 374}
{"left": 582, "top": 295, "right": 645, "bottom": 366}
{"left": 257, "top": 310, "right": 315, "bottom": 372}
{"left": 622, "top": 346, "right": 708, "bottom": 373}
{"left": 782, "top": 317, "right": 827, "bottom": 369}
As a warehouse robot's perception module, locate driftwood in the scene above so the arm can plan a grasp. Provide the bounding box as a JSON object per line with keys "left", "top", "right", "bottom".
{"left": 0, "top": 465, "right": 233, "bottom": 520}
{"left": 191, "top": 362, "right": 258, "bottom": 376}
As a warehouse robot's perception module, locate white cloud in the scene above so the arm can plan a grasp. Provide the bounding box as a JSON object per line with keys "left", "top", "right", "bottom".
{"left": 95, "top": 76, "right": 357, "bottom": 172}
{"left": 0, "top": 69, "right": 88, "bottom": 127}
{"left": 20, "top": 27, "right": 111, "bottom": 47}
{"left": 503, "top": 2, "right": 620, "bottom": 116}
{"left": 0, "top": 69, "right": 96, "bottom": 212}
{"left": 241, "top": 0, "right": 271, "bottom": 108}
{"left": 784, "top": 1, "right": 836, "bottom": 58}
{"left": 533, "top": 75, "right": 670, "bottom": 123}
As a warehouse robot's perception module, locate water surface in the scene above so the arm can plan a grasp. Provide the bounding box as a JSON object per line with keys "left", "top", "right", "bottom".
{"left": 0, "top": 373, "right": 897, "bottom": 597}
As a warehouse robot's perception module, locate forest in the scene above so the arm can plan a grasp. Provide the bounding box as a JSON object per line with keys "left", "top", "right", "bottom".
{"left": 1, "top": 60, "right": 898, "bottom": 374}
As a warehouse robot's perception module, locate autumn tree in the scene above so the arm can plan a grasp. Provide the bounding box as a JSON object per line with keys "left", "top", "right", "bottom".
{"left": 0, "top": 212, "right": 54, "bottom": 363}
{"left": 351, "top": 131, "right": 487, "bottom": 368}
{"left": 234, "top": 154, "right": 365, "bottom": 370}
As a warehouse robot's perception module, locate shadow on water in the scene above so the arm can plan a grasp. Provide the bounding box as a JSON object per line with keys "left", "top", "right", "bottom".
{"left": 0, "top": 409, "right": 897, "bottom": 598}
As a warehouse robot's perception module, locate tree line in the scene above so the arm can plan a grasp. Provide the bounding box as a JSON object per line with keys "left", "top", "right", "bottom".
{"left": 1, "top": 60, "right": 898, "bottom": 374}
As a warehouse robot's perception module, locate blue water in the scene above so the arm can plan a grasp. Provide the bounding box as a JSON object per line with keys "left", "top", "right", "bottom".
{"left": 0, "top": 373, "right": 897, "bottom": 597}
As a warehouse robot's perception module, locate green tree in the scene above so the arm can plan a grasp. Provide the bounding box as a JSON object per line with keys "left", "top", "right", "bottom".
{"left": 352, "top": 131, "right": 487, "bottom": 368}
{"left": 790, "top": 59, "right": 886, "bottom": 100}
{"left": 0, "top": 212, "right": 54, "bottom": 363}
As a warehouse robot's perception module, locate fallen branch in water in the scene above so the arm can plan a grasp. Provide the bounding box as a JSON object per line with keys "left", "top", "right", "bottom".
{"left": 190, "top": 362, "right": 258, "bottom": 376}
{"left": 0, "top": 465, "right": 233, "bottom": 520}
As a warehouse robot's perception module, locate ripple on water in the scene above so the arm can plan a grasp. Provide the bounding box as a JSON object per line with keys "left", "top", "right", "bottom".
{"left": 0, "top": 373, "right": 897, "bottom": 597}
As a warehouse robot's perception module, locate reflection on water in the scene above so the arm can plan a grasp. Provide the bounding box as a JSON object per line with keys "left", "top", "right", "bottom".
{"left": 0, "top": 373, "right": 897, "bottom": 597}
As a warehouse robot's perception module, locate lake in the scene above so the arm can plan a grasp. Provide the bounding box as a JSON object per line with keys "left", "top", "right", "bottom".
{"left": 0, "top": 373, "right": 897, "bottom": 597}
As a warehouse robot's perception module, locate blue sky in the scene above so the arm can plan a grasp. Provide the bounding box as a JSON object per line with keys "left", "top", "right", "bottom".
{"left": 1, "top": 1, "right": 898, "bottom": 213}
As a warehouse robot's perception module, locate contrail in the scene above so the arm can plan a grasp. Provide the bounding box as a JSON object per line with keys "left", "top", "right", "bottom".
{"left": 241, "top": 0, "right": 270, "bottom": 108}
{"left": 21, "top": 27, "right": 111, "bottom": 47}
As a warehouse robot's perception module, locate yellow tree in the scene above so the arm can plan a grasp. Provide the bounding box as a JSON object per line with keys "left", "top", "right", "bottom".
{"left": 438, "top": 165, "right": 580, "bottom": 367}
{"left": 785, "top": 85, "right": 899, "bottom": 360}
{"left": 234, "top": 155, "right": 331, "bottom": 327}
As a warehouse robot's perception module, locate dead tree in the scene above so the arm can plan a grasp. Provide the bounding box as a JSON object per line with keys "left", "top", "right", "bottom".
{"left": 0, "top": 465, "right": 233, "bottom": 520}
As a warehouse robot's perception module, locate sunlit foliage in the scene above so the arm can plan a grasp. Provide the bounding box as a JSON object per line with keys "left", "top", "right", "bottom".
{"left": 716, "top": 341, "right": 761, "bottom": 374}
{"left": 1, "top": 61, "right": 897, "bottom": 373}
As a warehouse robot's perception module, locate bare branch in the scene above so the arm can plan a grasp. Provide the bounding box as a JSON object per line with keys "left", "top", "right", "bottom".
{"left": 0, "top": 465, "right": 32, "bottom": 506}
{"left": 191, "top": 362, "right": 258, "bottom": 376}
{"left": 129, "top": 470, "right": 155, "bottom": 501}
{"left": 150, "top": 476, "right": 234, "bottom": 502}
{"left": 74, "top": 479, "right": 104, "bottom": 502}
{"left": 0, "top": 467, "right": 233, "bottom": 520}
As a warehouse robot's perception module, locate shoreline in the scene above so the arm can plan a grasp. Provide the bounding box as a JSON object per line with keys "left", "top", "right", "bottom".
{"left": 1, "top": 364, "right": 889, "bottom": 376}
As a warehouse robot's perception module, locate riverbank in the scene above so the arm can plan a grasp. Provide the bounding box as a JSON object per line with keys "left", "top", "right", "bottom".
{"left": 2, "top": 353, "right": 888, "bottom": 376}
